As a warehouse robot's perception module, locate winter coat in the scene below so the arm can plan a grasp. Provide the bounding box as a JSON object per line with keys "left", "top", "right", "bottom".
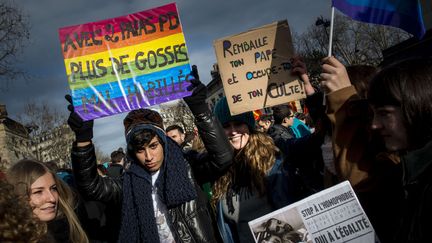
{"left": 105, "top": 164, "right": 123, "bottom": 178}
{"left": 326, "top": 86, "right": 404, "bottom": 242}
{"left": 269, "top": 93, "right": 326, "bottom": 200}
{"left": 290, "top": 117, "right": 311, "bottom": 138}
{"left": 267, "top": 124, "right": 294, "bottom": 142}
{"left": 396, "top": 140, "right": 432, "bottom": 243}
{"left": 216, "top": 156, "right": 296, "bottom": 243}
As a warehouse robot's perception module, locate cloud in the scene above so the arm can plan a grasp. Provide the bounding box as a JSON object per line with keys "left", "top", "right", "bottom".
{"left": 93, "top": 113, "right": 127, "bottom": 156}
{"left": 0, "top": 0, "right": 330, "bottom": 155}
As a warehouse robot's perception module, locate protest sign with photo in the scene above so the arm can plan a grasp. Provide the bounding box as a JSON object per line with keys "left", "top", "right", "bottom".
{"left": 249, "top": 181, "right": 379, "bottom": 243}
{"left": 59, "top": 3, "right": 192, "bottom": 121}
{"left": 214, "top": 20, "right": 305, "bottom": 115}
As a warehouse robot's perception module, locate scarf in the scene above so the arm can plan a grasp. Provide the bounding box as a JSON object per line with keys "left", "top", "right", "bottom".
{"left": 118, "top": 124, "right": 198, "bottom": 243}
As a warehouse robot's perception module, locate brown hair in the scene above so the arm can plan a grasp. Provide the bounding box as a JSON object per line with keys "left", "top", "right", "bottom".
{"left": 346, "top": 65, "right": 377, "bottom": 99}
{"left": 369, "top": 57, "right": 432, "bottom": 150}
{"left": 211, "top": 131, "right": 277, "bottom": 206}
{"left": 110, "top": 148, "right": 125, "bottom": 164}
{"left": 123, "top": 108, "right": 164, "bottom": 134}
{"left": 272, "top": 105, "right": 293, "bottom": 125}
{"left": 7, "top": 159, "right": 89, "bottom": 243}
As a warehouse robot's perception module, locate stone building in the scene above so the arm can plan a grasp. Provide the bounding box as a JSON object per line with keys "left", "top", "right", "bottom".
{"left": 0, "top": 105, "right": 34, "bottom": 171}
{"left": 0, "top": 104, "right": 74, "bottom": 170}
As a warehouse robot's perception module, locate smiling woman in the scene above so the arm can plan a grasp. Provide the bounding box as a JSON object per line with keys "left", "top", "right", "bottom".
{"left": 29, "top": 171, "right": 59, "bottom": 222}
{"left": 6, "top": 159, "right": 89, "bottom": 243}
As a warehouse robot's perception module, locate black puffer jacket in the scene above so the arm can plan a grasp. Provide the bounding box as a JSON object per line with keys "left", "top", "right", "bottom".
{"left": 71, "top": 112, "right": 233, "bottom": 243}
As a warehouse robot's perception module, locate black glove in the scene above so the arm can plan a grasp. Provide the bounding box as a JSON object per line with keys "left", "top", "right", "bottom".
{"left": 183, "top": 65, "right": 209, "bottom": 115}
{"left": 65, "top": 94, "right": 94, "bottom": 142}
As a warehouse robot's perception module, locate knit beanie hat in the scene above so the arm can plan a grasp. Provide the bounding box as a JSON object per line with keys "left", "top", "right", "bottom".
{"left": 213, "top": 97, "right": 255, "bottom": 130}
{"left": 123, "top": 108, "right": 164, "bottom": 134}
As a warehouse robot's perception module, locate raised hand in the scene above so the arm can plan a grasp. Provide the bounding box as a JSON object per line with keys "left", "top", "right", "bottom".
{"left": 320, "top": 56, "right": 351, "bottom": 94}
{"left": 65, "top": 94, "right": 94, "bottom": 142}
{"left": 183, "top": 65, "right": 209, "bottom": 115}
{"left": 291, "top": 55, "right": 315, "bottom": 95}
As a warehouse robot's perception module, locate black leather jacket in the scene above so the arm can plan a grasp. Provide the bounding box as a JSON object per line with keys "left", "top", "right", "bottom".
{"left": 71, "top": 112, "right": 233, "bottom": 243}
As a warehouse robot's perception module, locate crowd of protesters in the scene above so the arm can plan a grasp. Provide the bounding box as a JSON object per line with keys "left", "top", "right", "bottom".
{"left": 1, "top": 53, "right": 431, "bottom": 243}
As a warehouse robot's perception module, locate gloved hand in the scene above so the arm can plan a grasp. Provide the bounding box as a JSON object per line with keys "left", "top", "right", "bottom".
{"left": 183, "top": 65, "right": 209, "bottom": 115}
{"left": 65, "top": 94, "right": 94, "bottom": 142}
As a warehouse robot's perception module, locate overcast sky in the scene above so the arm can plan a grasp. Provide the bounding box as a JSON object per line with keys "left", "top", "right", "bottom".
{"left": 0, "top": 0, "right": 330, "bottom": 156}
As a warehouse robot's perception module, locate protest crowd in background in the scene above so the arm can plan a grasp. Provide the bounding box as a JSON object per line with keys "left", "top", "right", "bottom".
{"left": 1, "top": 1, "right": 432, "bottom": 243}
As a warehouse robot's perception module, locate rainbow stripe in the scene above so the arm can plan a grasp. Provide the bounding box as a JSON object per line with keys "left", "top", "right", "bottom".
{"left": 59, "top": 3, "right": 192, "bottom": 121}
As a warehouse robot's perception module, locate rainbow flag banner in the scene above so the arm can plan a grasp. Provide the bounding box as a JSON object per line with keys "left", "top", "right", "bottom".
{"left": 59, "top": 3, "right": 193, "bottom": 121}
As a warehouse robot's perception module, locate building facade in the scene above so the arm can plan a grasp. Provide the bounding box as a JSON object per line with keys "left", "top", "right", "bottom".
{"left": 0, "top": 104, "right": 74, "bottom": 170}
{"left": 0, "top": 105, "right": 34, "bottom": 171}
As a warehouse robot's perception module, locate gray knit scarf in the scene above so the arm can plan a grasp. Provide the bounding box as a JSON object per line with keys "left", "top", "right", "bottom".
{"left": 118, "top": 124, "right": 197, "bottom": 243}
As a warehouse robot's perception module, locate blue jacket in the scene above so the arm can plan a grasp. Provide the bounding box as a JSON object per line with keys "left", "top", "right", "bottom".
{"left": 290, "top": 117, "right": 311, "bottom": 138}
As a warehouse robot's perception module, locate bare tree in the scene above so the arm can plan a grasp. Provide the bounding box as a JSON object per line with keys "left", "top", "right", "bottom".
{"left": 17, "top": 101, "right": 73, "bottom": 167}
{"left": 294, "top": 14, "right": 410, "bottom": 77}
{"left": 95, "top": 146, "right": 111, "bottom": 164}
{"left": 159, "top": 100, "right": 195, "bottom": 133}
{"left": 0, "top": 0, "right": 30, "bottom": 84}
{"left": 35, "top": 124, "right": 74, "bottom": 168}
{"left": 18, "top": 102, "right": 66, "bottom": 136}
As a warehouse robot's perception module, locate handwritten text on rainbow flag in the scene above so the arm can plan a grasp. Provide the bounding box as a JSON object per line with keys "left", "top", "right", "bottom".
{"left": 59, "top": 3, "right": 192, "bottom": 120}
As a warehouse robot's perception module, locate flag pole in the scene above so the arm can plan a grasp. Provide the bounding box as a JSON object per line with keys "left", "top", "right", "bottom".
{"left": 328, "top": 6, "right": 335, "bottom": 57}
{"left": 323, "top": 5, "right": 336, "bottom": 106}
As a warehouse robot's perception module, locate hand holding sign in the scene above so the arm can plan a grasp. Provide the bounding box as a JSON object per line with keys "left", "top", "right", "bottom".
{"left": 214, "top": 20, "right": 305, "bottom": 115}
{"left": 290, "top": 55, "right": 315, "bottom": 96}
{"left": 65, "top": 94, "right": 94, "bottom": 142}
{"left": 183, "top": 65, "right": 209, "bottom": 115}
{"left": 59, "top": 3, "right": 192, "bottom": 121}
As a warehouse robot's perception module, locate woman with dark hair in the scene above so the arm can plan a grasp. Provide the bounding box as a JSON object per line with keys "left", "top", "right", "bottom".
{"left": 368, "top": 57, "right": 432, "bottom": 243}
{"left": 320, "top": 56, "right": 432, "bottom": 242}
{"left": 7, "top": 159, "right": 89, "bottom": 243}
{"left": 320, "top": 56, "right": 400, "bottom": 242}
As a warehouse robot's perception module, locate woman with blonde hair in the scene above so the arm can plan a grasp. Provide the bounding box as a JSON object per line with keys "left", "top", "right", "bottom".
{"left": 7, "top": 159, "right": 88, "bottom": 243}
{"left": 212, "top": 97, "right": 316, "bottom": 243}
